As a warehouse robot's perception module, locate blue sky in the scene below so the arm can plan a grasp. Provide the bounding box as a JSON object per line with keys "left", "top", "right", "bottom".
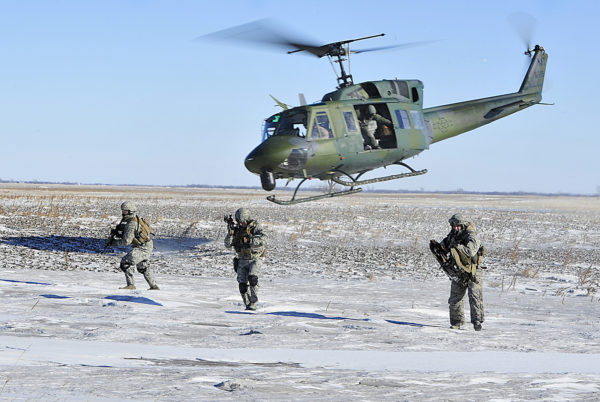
{"left": 0, "top": 0, "right": 598, "bottom": 194}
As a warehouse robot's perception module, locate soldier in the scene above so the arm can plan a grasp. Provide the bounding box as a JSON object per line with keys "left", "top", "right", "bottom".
{"left": 431, "top": 214, "right": 484, "bottom": 331}
{"left": 224, "top": 208, "right": 267, "bottom": 310}
{"left": 359, "top": 105, "right": 392, "bottom": 149}
{"left": 108, "top": 201, "right": 159, "bottom": 290}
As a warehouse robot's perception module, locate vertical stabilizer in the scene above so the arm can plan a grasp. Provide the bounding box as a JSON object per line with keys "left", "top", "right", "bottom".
{"left": 519, "top": 45, "right": 547, "bottom": 95}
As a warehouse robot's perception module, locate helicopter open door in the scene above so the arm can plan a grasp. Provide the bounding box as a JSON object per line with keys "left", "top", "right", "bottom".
{"left": 353, "top": 103, "right": 397, "bottom": 150}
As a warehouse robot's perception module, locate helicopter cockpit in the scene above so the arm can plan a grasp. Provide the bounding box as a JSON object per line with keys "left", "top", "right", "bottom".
{"left": 262, "top": 109, "right": 308, "bottom": 142}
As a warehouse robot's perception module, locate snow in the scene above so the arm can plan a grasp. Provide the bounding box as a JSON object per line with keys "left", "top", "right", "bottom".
{"left": 0, "top": 185, "right": 599, "bottom": 400}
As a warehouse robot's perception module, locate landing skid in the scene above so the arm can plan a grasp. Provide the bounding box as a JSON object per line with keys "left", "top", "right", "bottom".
{"left": 266, "top": 177, "right": 362, "bottom": 205}
{"left": 331, "top": 162, "right": 427, "bottom": 187}
{"left": 266, "top": 163, "right": 426, "bottom": 205}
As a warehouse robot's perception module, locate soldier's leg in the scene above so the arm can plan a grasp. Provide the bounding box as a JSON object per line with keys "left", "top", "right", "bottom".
{"left": 468, "top": 269, "right": 484, "bottom": 329}
{"left": 247, "top": 259, "right": 262, "bottom": 309}
{"left": 448, "top": 281, "right": 467, "bottom": 328}
{"left": 238, "top": 282, "right": 251, "bottom": 308}
{"left": 119, "top": 261, "right": 136, "bottom": 290}
{"left": 237, "top": 260, "right": 251, "bottom": 308}
{"left": 137, "top": 260, "right": 159, "bottom": 290}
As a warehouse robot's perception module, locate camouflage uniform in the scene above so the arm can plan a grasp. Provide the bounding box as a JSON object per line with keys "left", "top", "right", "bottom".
{"left": 359, "top": 105, "right": 392, "bottom": 149}
{"left": 110, "top": 201, "right": 158, "bottom": 290}
{"left": 224, "top": 208, "right": 267, "bottom": 310}
{"left": 441, "top": 214, "right": 484, "bottom": 330}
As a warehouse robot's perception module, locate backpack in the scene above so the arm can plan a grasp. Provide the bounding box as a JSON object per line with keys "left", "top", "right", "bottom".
{"left": 133, "top": 216, "right": 152, "bottom": 246}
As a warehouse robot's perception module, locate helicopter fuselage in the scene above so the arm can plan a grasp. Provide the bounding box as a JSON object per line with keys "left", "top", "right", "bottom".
{"left": 244, "top": 45, "right": 547, "bottom": 196}
{"left": 245, "top": 79, "right": 432, "bottom": 187}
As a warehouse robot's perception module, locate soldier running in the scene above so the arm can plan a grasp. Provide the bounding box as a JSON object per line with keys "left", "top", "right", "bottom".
{"left": 430, "top": 214, "right": 485, "bottom": 331}
{"left": 107, "top": 201, "right": 159, "bottom": 290}
{"left": 224, "top": 208, "right": 267, "bottom": 310}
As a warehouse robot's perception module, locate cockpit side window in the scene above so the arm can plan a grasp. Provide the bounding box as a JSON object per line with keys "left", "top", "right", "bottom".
{"left": 310, "top": 112, "right": 334, "bottom": 139}
{"left": 273, "top": 110, "right": 307, "bottom": 138}
{"left": 262, "top": 115, "right": 279, "bottom": 142}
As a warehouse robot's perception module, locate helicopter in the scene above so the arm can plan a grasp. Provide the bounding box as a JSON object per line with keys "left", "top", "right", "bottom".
{"left": 208, "top": 23, "right": 548, "bottom": 205}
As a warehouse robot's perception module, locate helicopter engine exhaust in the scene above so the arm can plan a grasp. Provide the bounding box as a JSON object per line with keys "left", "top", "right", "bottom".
{"left": 260, "top": 171, "right": 276, "bottom": 191}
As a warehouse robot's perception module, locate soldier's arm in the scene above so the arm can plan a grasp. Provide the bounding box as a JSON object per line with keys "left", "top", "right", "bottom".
{"left": 250, "top": 224, "right": 267, "bottom": 247}
{"left": 374, "top": 114, "right": 392, "bottom": 126}
{"left": 224, "top": 230, "right": 234, "bottom": 248}
{"left": 441, "top": 232, "right": 453, "bottom": 251}
{"left": 455, "top": 233, "right": 481, "bottom": 258}
{"left": 113, "top": 222, "right": 135, "bottom": 246}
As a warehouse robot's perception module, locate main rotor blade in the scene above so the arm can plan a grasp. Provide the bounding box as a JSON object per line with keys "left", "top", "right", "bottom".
{"left": 198, "top": 19, "right": 324, "bottom": 55}
{"left": 199, "top": 20, "right": 387, "bottom": 58}
{"left": 351, "top": 39, "right": 440, "bottom": 54}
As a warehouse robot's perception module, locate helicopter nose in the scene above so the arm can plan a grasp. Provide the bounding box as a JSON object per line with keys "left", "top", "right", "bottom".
{"left": 244, "top": 139, "right": 294, "bottom": 175}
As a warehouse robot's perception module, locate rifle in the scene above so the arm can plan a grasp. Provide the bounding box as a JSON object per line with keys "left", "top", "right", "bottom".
{"left": 224, "top": 214, "right": 237, "bottom": 233}
{"left": 102, "top": 228, "right": 117, "bottom": 253}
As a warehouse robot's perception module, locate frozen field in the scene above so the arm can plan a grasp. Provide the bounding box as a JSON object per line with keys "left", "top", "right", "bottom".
{"left": 1, "top": 183, "right": 599, "bottom": 400}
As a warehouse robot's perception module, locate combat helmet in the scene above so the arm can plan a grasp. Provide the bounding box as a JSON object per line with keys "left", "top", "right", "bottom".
{"left": 367, "top": 105, "right": 377, "bottom": 115}
{"left": 449, "top": 214, "right": 466, "bottom": 227}
{"left": 235, "top": 208, "right": 251, "bottom": 223}
{"left": 121, "top": 201, "right": 137, "bottom": 214}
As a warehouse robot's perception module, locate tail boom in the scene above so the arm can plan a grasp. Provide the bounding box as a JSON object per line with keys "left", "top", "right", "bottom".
{"left": 424, "top": 45, "right": 547, "bottom": 144}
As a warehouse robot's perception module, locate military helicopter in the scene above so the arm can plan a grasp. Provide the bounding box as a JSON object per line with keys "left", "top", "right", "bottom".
{"left": 207, "top": 22, "right": 548, "bottom": 205}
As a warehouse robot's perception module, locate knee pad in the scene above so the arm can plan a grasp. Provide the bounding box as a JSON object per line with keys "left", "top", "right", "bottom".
{"left": 248, "top": 275, "right": 258, "bottom": 287}
{"left": 119, "top": 262, "right": 131, "bottom": 272}
{"left": 137, "top": 260, "right": 149, "bottom": 274}
{"left": 239, "top": 282, "right": 248, "bottom": 294}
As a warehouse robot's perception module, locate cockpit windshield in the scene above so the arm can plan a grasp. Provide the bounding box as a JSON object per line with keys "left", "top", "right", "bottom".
{"left": 261, "top": 109, "right": 307, "bottom": 142}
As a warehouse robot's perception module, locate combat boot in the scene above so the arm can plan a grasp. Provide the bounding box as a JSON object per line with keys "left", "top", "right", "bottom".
{"left": 473, "top": 321, "right": 482, "bottom": 331}
{"left": 120, "top": 263, "right": 135, "bottom": 290}
{"left": 241, "top": 292, "right": 251, "bottom": 309}
{"left": 143, "top": 273, "right": 159, "bottom": 290}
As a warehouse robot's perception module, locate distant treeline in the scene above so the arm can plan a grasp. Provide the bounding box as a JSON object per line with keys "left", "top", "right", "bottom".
{"left": 0, "top": 179, "right": 595, "bottom": 197}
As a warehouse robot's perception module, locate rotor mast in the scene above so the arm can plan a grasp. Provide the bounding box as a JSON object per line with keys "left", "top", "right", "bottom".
{"left": 287, "top": 33, "right": 385, "bottom": 88}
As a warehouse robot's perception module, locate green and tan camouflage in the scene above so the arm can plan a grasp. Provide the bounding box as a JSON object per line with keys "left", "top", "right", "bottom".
{"left": 244, "top": 45, "right": 548, "bottom": 204}
{"left": 111, "top": 207, "right": 157, "bottom": 290}
{"left": 439, "top": 215, "right": 485, "bottom": 329}
{"left": 224, "top": 213, "right": 268, "bottom": 310}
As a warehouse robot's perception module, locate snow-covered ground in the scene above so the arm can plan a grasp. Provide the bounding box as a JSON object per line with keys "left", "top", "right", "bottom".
{"left": 1, "top": 184, "right": 599, "bottom": 400}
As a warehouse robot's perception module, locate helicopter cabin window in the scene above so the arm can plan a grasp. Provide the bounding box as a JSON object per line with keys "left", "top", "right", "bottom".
{"left": 387, "top": 81, "right": 409, "bottom": 99}
{"left": 359, "top": 82, "right": 381, "bottom": 98}
{"left": 311, "top": 112, "right": 334, "bottom": 139}
{"left": 274, "top": 110, "right": 307, "bottom": 138}
{"left": 342, "top": 111, "right": 358, "bottom": 132}
{"left": 410, "top": 110, "right": 425, "bottom": 130}
{"left": 394, "top": 110, "right": 411, "bottom": 129}
{"left": 411, "top": 87, "right": 420, "bottom": 103}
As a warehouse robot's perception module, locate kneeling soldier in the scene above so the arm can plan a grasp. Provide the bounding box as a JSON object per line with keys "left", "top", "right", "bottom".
{"left": 224, "top": 208, "right": 267, "bottom": 310}
{"left": 108, "top": 201, "right": 158, "bottom": 290}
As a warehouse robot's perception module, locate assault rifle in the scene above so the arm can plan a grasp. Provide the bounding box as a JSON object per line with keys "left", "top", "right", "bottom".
{"left": 103, "top": 228, "right": 117, "bottom": 253}
{"left": 224, "top": 214, "right": 237, "bottom": 233}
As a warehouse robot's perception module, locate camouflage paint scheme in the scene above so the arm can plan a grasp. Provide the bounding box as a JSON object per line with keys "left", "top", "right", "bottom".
{"left": 244, "top": 46, "right": 547, "bottom": 189}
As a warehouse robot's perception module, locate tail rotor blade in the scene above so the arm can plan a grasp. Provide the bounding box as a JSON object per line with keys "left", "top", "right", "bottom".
{"left": 508, "top": 12, "right": 538, "bottom": 51}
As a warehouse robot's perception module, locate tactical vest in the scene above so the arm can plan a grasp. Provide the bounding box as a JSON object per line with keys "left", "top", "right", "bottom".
{"left": 232, "top": 221, "right": 264, "bottom": 259}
